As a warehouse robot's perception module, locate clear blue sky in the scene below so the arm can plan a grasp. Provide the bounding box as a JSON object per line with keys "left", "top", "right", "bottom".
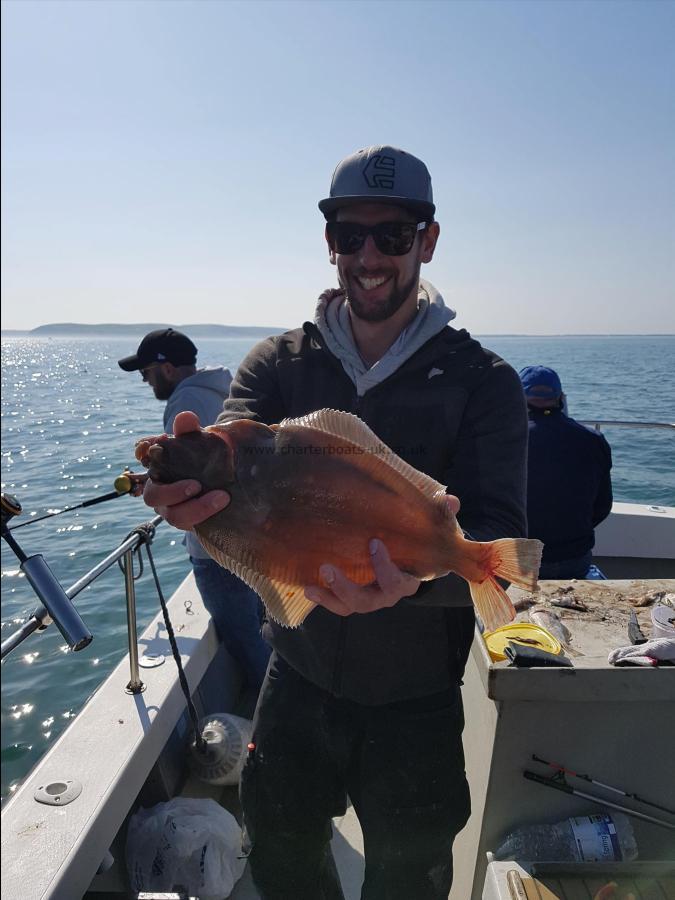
{"left": 2, "top": 0, "right": 673, "bottom": 334}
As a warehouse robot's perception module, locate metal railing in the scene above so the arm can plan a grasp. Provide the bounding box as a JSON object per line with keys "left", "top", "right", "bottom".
{"left": 1, "top": 516, "right": 163, "bottom": 693}
{"left": 578, "top": 419, "right": 674, "bottom": 432}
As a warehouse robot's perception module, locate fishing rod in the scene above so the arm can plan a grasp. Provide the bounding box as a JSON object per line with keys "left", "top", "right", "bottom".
{"left": 523, "top": 770, "right": 675, "bottom": 831}
{"left": 5, "top": 471, "right": 149, "bottom": 531}
{"left": 531, "top": 754, "right": 675, "bottom": 816}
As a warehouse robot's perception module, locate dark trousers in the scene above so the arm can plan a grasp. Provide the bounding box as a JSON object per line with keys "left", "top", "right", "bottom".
{"left": 190, "top": 556, "right": 271, "bottom": 693}
{"left": 240, "top": 653, "right": 471, "bottom": 900}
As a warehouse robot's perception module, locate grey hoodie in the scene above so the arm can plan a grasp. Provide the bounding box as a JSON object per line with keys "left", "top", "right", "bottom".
{"left": 314, "top": 279, "right": 456, "bottom": 397}
{"left": 164, "top": 366, "right": 232, "bottom": 558}
{"left": 163, "top": 366, "right": 232, "bottom": 432}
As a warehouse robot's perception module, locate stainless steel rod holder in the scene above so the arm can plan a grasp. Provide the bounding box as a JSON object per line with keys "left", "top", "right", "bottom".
{"left": 22, "top": 555, "right": 92, "bottom": 651}
{"left": 0, "top": 516, "right": 163, "bottom": 661}
{"left": 123, "top": 549, "right": 145, "bottom": 694}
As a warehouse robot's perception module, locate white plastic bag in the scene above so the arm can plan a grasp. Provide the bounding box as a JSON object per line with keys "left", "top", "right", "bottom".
{"left": 126, "top": 796, "right": 246, "bottom": 899}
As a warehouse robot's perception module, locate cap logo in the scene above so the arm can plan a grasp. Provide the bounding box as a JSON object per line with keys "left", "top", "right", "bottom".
{"left": 157, "top": 353, "right": 166, "bottom": 360}
{"left": 363, "top": 154, "right": 395, "bottom": 190}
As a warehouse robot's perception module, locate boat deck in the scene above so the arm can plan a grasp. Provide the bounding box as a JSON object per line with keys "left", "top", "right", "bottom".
{"left": 3, "top": 572, "right": 673, "bottom": 900}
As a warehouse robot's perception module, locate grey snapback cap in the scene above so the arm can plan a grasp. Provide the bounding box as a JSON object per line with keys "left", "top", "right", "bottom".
{"left": 319, "top": 145, "right": 435, "bottom": 219}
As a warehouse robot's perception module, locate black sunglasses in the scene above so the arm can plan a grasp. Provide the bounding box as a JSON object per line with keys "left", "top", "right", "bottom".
{"left": 140, "top": 362, "right": 162, "bottom": 381}
{"left": 326, "top": 220, "right": 428, "bottom": 256}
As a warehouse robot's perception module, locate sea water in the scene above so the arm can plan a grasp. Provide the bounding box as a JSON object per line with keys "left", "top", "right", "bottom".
{"left": 1, "top": 334, "right": 674, "bottom": 802}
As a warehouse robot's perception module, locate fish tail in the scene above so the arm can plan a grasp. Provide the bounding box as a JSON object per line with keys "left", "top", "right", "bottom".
{"left": 467, "top": 537, "right": 543, "bottom": 632}
{"left": 487, "top": 537, "right": 543, "bottom": 592}
{"left": 469, "top": 576, "right": 516, "bottom": 633}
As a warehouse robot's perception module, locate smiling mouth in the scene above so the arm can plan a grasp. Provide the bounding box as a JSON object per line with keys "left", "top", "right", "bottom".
{"left": 356, "top": 274, "right": 390, "bottom": 291}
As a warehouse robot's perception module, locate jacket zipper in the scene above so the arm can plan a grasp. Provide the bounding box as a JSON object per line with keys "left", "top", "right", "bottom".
{"left": 309, "top": 326, "right": 457, "bottom": 696}
{"left": 329, "top": 392, "right": 368, "bottom": 696}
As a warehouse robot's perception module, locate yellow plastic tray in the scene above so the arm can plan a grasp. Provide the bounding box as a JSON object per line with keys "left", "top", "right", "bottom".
{"left": 482, "top": 622, "right": 562, "bottom": 662}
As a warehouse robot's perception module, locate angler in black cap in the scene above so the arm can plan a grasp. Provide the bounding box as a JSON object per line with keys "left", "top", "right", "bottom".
{"left": 119, "top": 328, "right": 271, "bottom": 693}
{"left": 118, "top": 327, "right": 197, "bottom": 370}
{"left": 140, "top": 146, "right": 529, "bottom": 898}
{"left": 119, "top": 328, "right": 202, "bottom": 424}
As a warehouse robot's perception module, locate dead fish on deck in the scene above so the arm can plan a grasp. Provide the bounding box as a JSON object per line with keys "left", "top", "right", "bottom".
{"left": 513, "top": 595, "right": 538, "bottom": 612}
{"left": 135, "top": 409, "right": 543, "bottom": 630}
{"left": 550, "top": 594, "right": 589, "bottom": 612}
{"left": 627, "top": 590, "right": 667, "bottom": 608}
{"left": 529, "top": 606, "right": 581, "bottom": 656}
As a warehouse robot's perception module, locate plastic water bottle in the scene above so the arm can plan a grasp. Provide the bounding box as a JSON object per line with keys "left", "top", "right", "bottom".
{"left": 494, "top": 812, "right": 638, "bottom": 862}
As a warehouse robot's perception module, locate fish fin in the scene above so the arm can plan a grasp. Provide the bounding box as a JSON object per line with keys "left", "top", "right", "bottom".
{"left": 246, "top": 573, "right": 315, "bottom": 629}
{"left": 194, "top": 529, "right": 314, "bottom": 629}
{"left": 469, "top": 577, "right": 516, "bottom": 632}
{"left": 279, "top": 408, "right": 448, "bottom": 502}
{"left": 487, "top": 537, "right": 544, "bottom": 592}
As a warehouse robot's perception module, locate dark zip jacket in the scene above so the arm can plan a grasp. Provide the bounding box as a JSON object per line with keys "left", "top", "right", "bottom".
{"left": 216, "top": 322, "right": 528, "bottom": 704}
{"left": 526, "top": 407, "right": 613, "bottom": 563}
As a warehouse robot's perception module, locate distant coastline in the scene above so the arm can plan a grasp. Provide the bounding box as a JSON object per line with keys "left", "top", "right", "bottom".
{"left": 2, "top": 325, "right": 672, "bottom": 339}
{"left": 1, "top": 322, "right": 288, "bottom": 338}
{"left": 0, "top": 322, "right": 675, "bottom": 340}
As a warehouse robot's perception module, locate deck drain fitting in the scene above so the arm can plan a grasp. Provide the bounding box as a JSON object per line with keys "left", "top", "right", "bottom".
{"left": 139, "top": 653, "right": 165, "bottom": 668}
{"left": 34, "top": 779, "right": 82, "bottom": 806}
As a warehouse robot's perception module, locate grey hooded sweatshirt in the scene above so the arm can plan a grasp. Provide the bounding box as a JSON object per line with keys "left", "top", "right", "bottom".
{"left": 314, "top": 279, "right": 456, "bottom": 396}
{"left": 163, "top": 366, "right": 232, "bottom": 432}
{"left": 164, "top": 366, "right": 232, "bottom": 558}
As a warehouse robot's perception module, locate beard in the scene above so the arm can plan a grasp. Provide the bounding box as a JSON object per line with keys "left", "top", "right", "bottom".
{"left": 342, "top": 268, "right": 420, "bottom": 323}
{"left": 152, "top": 373, "right": 175, "bottom": 402}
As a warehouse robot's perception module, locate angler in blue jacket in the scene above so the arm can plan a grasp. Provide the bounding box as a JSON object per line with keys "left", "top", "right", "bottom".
{"left": 520, "top": 365, "right": 613, "bottom": 579}
{"left": 119, "top": 328, "right": 270, "bottom": 692}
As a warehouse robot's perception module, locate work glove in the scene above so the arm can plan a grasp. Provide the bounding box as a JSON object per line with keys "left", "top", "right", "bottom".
{"left": 608, "top": 638, "right": 675, "bottom": 667}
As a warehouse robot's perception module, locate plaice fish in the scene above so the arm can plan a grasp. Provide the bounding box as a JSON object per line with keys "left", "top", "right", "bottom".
{"left": 135, "top": 409, "right": 543, "bottom": 630}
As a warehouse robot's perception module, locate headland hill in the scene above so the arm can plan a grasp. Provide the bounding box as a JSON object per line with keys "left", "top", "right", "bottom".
{"left": 1, "top": 323, "right": 288, "bottom": 338}
{"left": 1, "top": 325, "right": 671, "bottom": 339}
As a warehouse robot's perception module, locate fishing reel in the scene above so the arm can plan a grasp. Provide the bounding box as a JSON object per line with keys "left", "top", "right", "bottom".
{"left": 113, "top": 470, "right": 149, "bottom": 497}
{"left": 1, "top": 492, "right": 22, "bottom": 528}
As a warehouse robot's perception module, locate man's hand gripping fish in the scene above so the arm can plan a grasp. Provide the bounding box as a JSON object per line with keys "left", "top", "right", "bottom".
{"left": 135, "top": 409, "right": 543, "bottom": 630}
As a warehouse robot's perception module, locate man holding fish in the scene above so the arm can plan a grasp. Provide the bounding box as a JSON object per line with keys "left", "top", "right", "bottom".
{"left": 139, "top": 146, "right": 539, "bottom": 899}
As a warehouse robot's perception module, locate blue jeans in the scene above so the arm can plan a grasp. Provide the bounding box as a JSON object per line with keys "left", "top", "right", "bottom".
{"left": 539, "top": 551, "right": 593, "bottom": 580}
{"left": 190, "top": 556, "right": 271, "bottom": 693}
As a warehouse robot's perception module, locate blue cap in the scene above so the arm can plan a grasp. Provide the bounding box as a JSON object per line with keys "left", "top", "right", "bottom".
{"left": 319, "top": 145, "right": 435, "bottom": 219}
{"left": 519, "top": 366, "right": 562, "bottom": 400}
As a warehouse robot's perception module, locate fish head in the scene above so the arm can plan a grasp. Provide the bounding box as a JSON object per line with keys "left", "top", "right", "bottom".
{"left": 134, "top": 429, "right": 235, "bottom": 492}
